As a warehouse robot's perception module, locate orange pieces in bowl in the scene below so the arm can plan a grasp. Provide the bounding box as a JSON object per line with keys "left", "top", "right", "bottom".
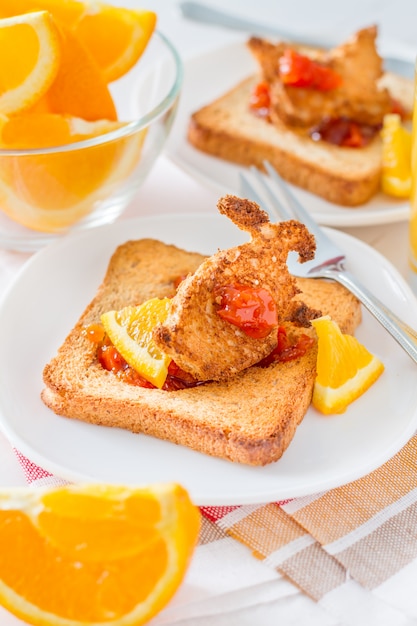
{"left": 0, "top": 483, "right": 200, "bottom": 626}
{"left": 71, "top": 3, "right": 157, "bottom": 83}
{"left": 0, "top": 1, "right": 157, "bottom": 231}
{"left": 0, "top": 0, "right": 157, "bottom": 83}
{"left": 0, "top": 113, "right": 146, "bottom": 231}
{"left": 0, "top": 112, "right": 123, "bottom": 149}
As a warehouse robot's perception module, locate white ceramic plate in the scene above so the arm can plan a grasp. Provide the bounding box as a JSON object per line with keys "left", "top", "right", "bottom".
{"left": 1, "top": 213, "right": 417, "bottom": 505}
{"left": 166, "top": 41, "right": 409, "bottom": 227}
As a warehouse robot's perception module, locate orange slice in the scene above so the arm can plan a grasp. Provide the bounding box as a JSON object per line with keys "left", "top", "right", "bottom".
{"left": 0, "top": 483, "right": 201, "bottom": 626}
{"left": 0, "top": 112, "right": 123, "bottom": 148}
{"left": 311, "top": 316, "right": 384, "bottom": 414}
{"left": 31, "top": 24, "right": 117, "bottom": 122}
{"left": 381, "top": 113, "right": 412, "bottom": 198}
{"left": 0, "top": 11, "right": 61, "bottom": 115}
{"left": 101, "top": 298, "right": 172, "bottom": 388}
{"left": 74, "top": 4, "right": 157, "bottom": 83}
{"left": 0, "top": 0, "right": 157, "bottom": 83}
{"left": 0, "top": 113, "right": 146, "bottom": 231}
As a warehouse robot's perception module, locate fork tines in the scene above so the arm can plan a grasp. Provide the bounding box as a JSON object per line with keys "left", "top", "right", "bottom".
{"left": 239, "top": 161, "right": 315, "bottom": 230}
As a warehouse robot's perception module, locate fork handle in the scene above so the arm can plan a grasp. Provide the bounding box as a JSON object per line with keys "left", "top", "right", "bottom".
{"left": 323, "top": 269, "right": 417, "bottom": 365}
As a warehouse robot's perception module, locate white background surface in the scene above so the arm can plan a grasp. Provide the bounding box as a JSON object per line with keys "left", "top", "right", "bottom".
{"left": 0, "top": 1, "right": 417, "bottom": 624}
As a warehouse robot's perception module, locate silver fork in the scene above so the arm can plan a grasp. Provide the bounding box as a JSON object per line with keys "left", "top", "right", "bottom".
{"left": 239, "top": 160, "right": 417, "bottom": 365}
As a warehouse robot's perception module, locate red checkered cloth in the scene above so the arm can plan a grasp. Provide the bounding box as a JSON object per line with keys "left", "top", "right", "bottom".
{"left": 14, "top": 436, "right": 417, "bottom": 626}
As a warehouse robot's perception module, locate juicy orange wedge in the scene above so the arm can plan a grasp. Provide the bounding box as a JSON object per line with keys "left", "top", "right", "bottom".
{"left": 101, "top": 298, "right": 172, "bottom": 389}
{"left": 0, "top": 11, "right": 61, "bottom": 115}
{"left": 311, "top": 316, "right": 384, "bottom": 415}
{"left": 30, "top": 24, "right": 117, "bottom": 122}
{"left": 0, "top": 113, "right": 146, "bottom": 231}
{"left": 0, "top": 2, "right": 157, "bottom": 232}
{"left": 381, "top": 113, "right": 412, "bottom": 198}
{"left": 0, "top": 112, "right": 123, "bottom": 148}
{"left": 0, "top": 0, "right": 157, "bottom": 83}
{"left": 73, "top": 4, "right": 157, "bottom": 83}
{"left": 0, "top": 483, "right": 200, "bottom": 626}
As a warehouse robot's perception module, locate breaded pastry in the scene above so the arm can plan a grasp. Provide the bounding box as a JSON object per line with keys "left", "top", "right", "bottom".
{"left": 153, "top": 195, "right": 317, "bottom": 381}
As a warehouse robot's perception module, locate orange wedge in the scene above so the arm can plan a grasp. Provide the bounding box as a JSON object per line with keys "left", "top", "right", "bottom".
{"left": 0, "top": 112, "right": 124, "bottom": 148}
{"left": 0, "top": 483, "right": 201, "bottom": 626}
{"left": 101, "top": 299, "right": 172, "bottom": 389}
{"left": 31, "top": 24, "right": 117, "bottom": 121}
{"left": 311, "top": 316, "right": 384, "bottom": 414}
{"left": 0, "top": 113, "right": 146, "bottom": 231}
{"left": 0, "top": 11, "right": 61, "bottom": 115}
{"left": 381, "top": 113, "right": 412, "bottom": 198}
{"left": 0, "top": 0, "right": 157, "bottom": 83}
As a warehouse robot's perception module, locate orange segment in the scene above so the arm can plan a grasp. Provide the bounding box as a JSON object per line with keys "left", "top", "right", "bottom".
{"left": 0, "top": 113, "right": 146, "bottom": 231}
{"left": 381, "top": 113, "right": 412, "bottom": 198}
{"left": 311, "top": 316, "right": 384, "bottom": 415}
{"left": 31, "top": 25, "right": 117, "bottom": 121}
{"left": 0, "top": 11, "right": 60, "bottom": 114}
{"left": 101, "top": 299, "right": 172, "bottom": 389}
{"left": 0, "top": 0, "right": 85, "bottom": 25}
{"left": 0, "top": 483, "right": 201, "bottom": 626}
{"left": 74, "top": 4, "right": 157, "bottom": 83}
{"left": 0, "top": 0, "right": 157, "bottom": 83}
{"left": 0, "top": 112, "right": 123, "bottom": 148}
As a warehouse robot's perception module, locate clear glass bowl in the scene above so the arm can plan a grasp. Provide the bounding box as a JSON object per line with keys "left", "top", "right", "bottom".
{"left": 0, "top": 31, "right": 183, "bottom": 252}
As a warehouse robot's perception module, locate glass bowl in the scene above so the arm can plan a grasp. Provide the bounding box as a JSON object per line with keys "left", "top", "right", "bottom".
{"left": 0, "top": 31, "right": 182, "bottom": 252}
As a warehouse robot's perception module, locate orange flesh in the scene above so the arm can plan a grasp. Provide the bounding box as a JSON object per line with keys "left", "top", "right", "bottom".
{"left": 0, "top": 499, "right": 170, "bottom": 621}
{"left": 0, "top": 23, "right": 39, "bottom": 93}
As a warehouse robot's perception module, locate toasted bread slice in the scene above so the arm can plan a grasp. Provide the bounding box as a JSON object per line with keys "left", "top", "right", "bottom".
{"left": 187, "top": 71, "right": 413, "bottom": 207}
{"left": 42, "top": 238, "right": 361, "bottom": 466}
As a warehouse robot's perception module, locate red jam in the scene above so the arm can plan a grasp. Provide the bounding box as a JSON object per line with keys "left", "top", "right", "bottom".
{"left": 84, "top": 322, "right": 314, "bottom": 391}
{"left": 214, "top": 283, "right": 278, "bottom": 339}
{"left": 163, "top": 361, "right": 204, "bottom": 391}
{"left": 81, "top": 323, "right": 105, "bottom": 343}
{"left": 258, "top": 326, "right": 315, "bottom": 366}
{"left": 249, "top": 81, "right": 271, "bottom": 118}
{"left": 85, "top": 329, "right": 201, "bottom": 390}
{"left": 278, "top": 49, "right": 343, "bottom": 91}
{"left": 309, "top": 116, "right": 379, "bottom": 147}
{"left": 173, "top": 274, "right": 187, "bottom": 289}
{"left": 248, "top": 82, "right": 379, "bottom": 148}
